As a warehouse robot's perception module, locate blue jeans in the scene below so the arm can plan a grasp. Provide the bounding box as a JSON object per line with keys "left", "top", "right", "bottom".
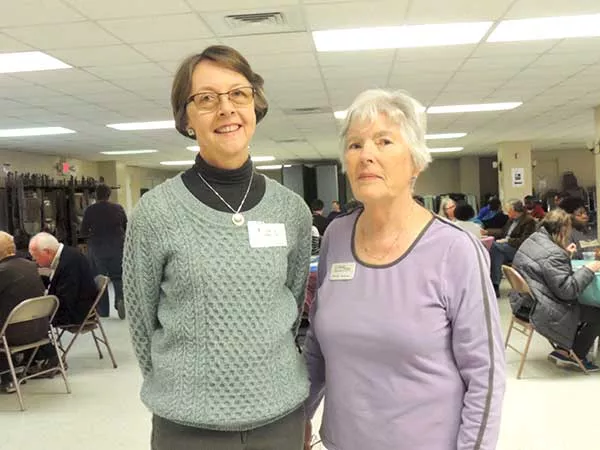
{"left": 490, "top": 241, "right": 517, "bottom": 285}
{"left": 88, "top": 247, "right": 123, "bottom": 317}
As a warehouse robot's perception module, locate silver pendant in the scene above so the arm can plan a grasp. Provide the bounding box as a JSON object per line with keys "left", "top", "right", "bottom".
{"left": 232, "top": 213, "right": 245, "bottom": 226}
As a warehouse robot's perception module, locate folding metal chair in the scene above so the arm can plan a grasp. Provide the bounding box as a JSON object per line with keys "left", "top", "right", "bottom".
{"left": 57, "top": 275, "right": 117, "bottom": 369}
{"left": 0, "top": 295, "right": 71, "bottom": 411}
{"left": 502, "top": 265, "right": 588, "bottom": 378}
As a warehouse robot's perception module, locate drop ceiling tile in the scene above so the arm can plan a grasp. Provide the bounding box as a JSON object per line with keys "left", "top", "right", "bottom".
{"left": 186, "top": 0, "right": 299, "bottom": 12}
{"left": 62, "top": 0, "right": 192, "bottom": 19}
{"left": 49, "top": 45, "right": 150, "bottom": 67}
{"left": 406, "top": 0, "right": 513, "bottom": 22}
{"left": 306, "top": 0, "right": 410, "bottom": 29}
{"left": 0, "top": 0, "right": 85, "bottom": 27}
{"left": 85, "top": 63, "right": 169, "bottom": 80}
{"left": 0, "top": 32, "right": 34, "bottom": 52}
{"left": 472, "top": 41, "right": 559, "bottom": 58}
{"left": 505, "top": 0, "right": 600, "bottom": 19}
{"left": 12, "top": 68, "right": 101, "bottom": 85}
{"left": 98, "top": 14, "right": 214, "bottom": 44}
{"left": 4, "top": 21, "right": 121, "bottom": 49}
{"left": 221, "top": 32, "right": 313, "bottom": 56}
{"left": 132, "top": 40, "right": 217, "bottom": 61}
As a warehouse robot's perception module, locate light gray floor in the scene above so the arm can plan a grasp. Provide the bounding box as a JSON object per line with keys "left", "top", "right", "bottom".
{"left": 2, "top": 281, "right": 599, "bottom": 450}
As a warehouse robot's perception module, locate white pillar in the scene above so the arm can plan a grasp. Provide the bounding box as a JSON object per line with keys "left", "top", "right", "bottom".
{"left": 593, "top": 106, "right": 600, "bottom": 235}
{"left": 497, "top": 142, "right": 532, "bottom": 203}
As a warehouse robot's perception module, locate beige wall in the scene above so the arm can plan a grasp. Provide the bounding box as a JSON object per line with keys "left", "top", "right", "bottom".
{"left": 414, "top": 159, "right": 460, "bottom": 195}
{"left": 459, "top": 156, "right": 480, "bottom": 197}
{"left": 532, "top": 148, "right": 595, "bottom": 190}
{"left": 498, "top": 142, "right": 533, "bottom": 202}
{"left": 0, "top": 149, "right": 177, "bottom": 213}
{"left": 0, "top": 149, "right": 99, "bottom": 178}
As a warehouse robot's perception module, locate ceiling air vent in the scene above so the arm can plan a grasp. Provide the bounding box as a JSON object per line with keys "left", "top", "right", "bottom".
{"left": 225, "top": 12, "right": 286, "bottom": 28}
{"left": 282, "top": 106, "right": 332, "bottom": 116}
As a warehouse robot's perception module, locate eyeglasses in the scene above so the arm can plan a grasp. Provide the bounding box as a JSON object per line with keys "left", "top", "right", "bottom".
{"left": 574, "top": 209, "right": 589, "bottom": 217}
{"left": 186, "top": 86, "right": 255, "bottom": 111}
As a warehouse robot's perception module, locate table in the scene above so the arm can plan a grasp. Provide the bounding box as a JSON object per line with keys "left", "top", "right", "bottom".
{"left": 571, "top": 260, "right": 600, "bottom": 307}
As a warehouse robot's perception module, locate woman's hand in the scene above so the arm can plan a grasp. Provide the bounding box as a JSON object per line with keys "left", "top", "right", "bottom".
{"left": 304, "top": 421, "right": 313, "bottom": 450}
{"left": 566, "top": 243, "right": 577, "bottom": 256}
{"left": 585, "top": 261, "right": 600, "bottom": 272}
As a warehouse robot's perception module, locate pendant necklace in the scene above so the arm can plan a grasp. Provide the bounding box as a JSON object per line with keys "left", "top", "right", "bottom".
{"left": 196, "top": 170, "right": 254, "bottom": 226}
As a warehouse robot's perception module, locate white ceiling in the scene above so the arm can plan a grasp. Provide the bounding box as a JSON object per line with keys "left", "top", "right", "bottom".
{"left": 1, "top": 0, "right": 600, "bottom": 168}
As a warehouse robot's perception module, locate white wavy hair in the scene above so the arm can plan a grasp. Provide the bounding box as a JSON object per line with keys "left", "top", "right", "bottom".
{"left": 30, "top": 232, "right": 60, "bottom": 252}
{"left": 339, "top": 89, "right": 432, "bottom": 172}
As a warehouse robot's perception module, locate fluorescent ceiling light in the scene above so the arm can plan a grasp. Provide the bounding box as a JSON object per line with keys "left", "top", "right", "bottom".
{"left": 186, "top": 145, "right": 200, "bottom": 152}
{"left": 0, "top": 127, "right": 76, "bottom": 137}
{"left": 257, "top": 165, "right": 285, "bottom": 170}
{"left": 425, "top": 133, "right": 467, "bottom": 140}
{"left": 334, "top": 110, "right": 347, "bottom": 120}
{"left": 0, "top": 51, "right": 71, "bottom": 74}
{"left": 313, "top": 22, "right": 492, "bottom": 52}
{"left": 107, "top": 120, "right": 175, "bottom": 131}
{"left": 427, "top": 102, "right": 522, "bottom": 114}
{"left": 429, "top": 147, "right": 464, "bottom": 153}
{"left": 100, "top": 150, "right": 158, "bottom": 155}
{"left": 160, "top": 160, "right": 194, "bottom": 166}
{"left": 251, "top": 156, "right": 276, "bottom": 162}
{"left": 488, "top": 13, "right": 600, "bottom": 43}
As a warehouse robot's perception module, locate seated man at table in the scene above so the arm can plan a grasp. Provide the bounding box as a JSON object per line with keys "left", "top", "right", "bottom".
{"left": 0, "top": 232, "right": 47, "bottom": 391}
{"left": 524, "top": 195, "right": 546, "bottom": 220}
{"left": 483, "top": 199, "right": 536, "bottom": 297}
{"left": 559, "top": 196, "right": 590, "bottom": 260}
{"left": 28, "top": 233, "right": 97, "bottom": 326}
{"left": 511, "top": 209, "right": 600, "bottom": 371}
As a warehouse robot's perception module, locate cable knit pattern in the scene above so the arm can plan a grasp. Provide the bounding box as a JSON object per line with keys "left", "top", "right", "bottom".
{"left": 123, "top": 174, "right": 312, "bottom": 431}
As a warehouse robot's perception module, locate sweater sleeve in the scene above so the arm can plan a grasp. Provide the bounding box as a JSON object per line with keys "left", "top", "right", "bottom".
{"left": 287, "top": 198, "right": 312, "bottom": 335}
{"left": 303, "top": 229, "right": 329, "bottom": 419}
{"left": 443, "top": 235, "right": 506, "bottom": 450}
{"left": 123, "top": 199, "right": 164, "bottom": 377}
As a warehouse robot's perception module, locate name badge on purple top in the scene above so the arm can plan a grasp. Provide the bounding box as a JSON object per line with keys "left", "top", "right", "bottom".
{"left": 330, "top": 263, "right": 356, "bottom": 281}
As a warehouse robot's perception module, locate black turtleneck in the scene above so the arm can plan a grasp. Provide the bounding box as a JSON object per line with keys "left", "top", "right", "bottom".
{"left": 181, "top": 153, "right": 266, "bottom": 213}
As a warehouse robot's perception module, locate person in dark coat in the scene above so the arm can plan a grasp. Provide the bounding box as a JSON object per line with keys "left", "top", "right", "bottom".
{"left": 28, "top": 232, "right": 97, "bottom": 326}
{"left": 80, "top": 184, "right": 127, "bottom": 319}
{"left": 484, "top": 199, "right": 537, "bottom": 296}
{"left": 558, "top": 196, "right": 590, "bottom": 260}
{"left": 511, "top": 209, "right": 600, "bottom": 371}
{"left": 0, "top": 232, "right": 47, "bottom": 391}
{"left": 311, "top": 199, "right": 329, "bottom": 236}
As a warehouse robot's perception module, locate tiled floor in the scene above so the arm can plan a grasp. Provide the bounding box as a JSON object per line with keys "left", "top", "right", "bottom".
{"left": 1, "top": 282, "right": 599, "bottom": 450}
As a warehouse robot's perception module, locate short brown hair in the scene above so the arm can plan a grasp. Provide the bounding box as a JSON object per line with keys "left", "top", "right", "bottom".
{"left": 540, "top": 208, "right": 572, "bottom": 250}
{"left": 171, "top": 45, "right": 269, "bottom": 139}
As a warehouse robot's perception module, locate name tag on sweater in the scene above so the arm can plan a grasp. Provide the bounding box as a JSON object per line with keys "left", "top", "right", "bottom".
{"left": 330, "top": 263, "right": 356, "bottom": 280}
{"left": 248, "top": 221, "right": 288, "bottom": 248}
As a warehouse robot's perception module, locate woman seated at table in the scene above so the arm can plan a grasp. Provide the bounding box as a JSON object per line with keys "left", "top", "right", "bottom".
{"left": 454, "top": 202, "right": 482, "bottom": 237}
{"left": 511, "top": 209, "right": 600, "bottom": 371}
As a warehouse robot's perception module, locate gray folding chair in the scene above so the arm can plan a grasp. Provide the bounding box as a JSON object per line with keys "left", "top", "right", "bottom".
{"left": 57, "top": 275, "right": 117, "bottom": 369}
{"left": 0, "top": 295, "right": 71, "bottom": 411}
{"left": 502, "top": 265, "right": 589, "bottom": 378}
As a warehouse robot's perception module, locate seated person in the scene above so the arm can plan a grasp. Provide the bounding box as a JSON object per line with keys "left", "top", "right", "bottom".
{"left": 0, "top": 232, "right": 47, "bottom": 391}
{"left": 28, "top": 233, "right": 97, "bottom": 326}
{"left": 311, "top": 199, "right": 330, "bottom": 236}
{"left": 484, "top": 199, "right": 536, "bottom": 296}
{"left": 511, "top": 209, "right": 600, "bottom": 371}
{"left": 480, "top": 197, "right": 509, "bottom": 230}
{"left": 559, "top": 197, "right": 589, "bottom": 260}
{"left": 437, "top": 196, "right": 456, "bottom": 221}
{"left": 524, "top": 195, "right": 546, "bottom": 220}
{"left": 453, "top": 202, "right": 482, "bottom": 237}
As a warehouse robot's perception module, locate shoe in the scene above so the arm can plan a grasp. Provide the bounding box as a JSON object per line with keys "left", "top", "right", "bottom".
{"left": 116, "top": 301, "right": 126, "bottom": 320}
{"left": 1, "top": 380, "right": 25, "bottom": 394}
{"left": 581, "top": 358, "right": 600, "bottom": 372}
{"left": 548, "top": 350, "right": 574, "bottom": 365}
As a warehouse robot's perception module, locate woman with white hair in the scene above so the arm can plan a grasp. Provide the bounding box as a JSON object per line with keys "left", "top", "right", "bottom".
{"left": 438, "top": 196, "right": 457, "bottom": 221}
{"left": 303, "top": 89, "right": 505, "bottom": 450}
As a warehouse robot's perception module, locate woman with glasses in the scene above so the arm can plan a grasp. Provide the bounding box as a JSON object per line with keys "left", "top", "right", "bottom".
{"left": 123, "top": 45, "right": 312, "bottom": 450}
{"left": 559, "top": 196, "right": 590, "bottom": 260}
{"left": 438, "top": 196, "right": 456, "bottom": 221}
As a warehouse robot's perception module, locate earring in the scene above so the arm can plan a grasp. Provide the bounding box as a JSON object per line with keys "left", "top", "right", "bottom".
{"left": 187, "top": 128, "right": 195, "bottom": 137}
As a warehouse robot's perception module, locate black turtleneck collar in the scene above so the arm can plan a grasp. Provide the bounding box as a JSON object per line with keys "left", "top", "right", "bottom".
{"left": 181, "top": 153, "right": 266, "bottom": 213}
{"left": 194, "top": 153, "right": 253, "bottom": 185}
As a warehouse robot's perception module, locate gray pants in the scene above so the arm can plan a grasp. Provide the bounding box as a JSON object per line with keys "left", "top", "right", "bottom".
{"left": 151, "top": 407, "right": 305, "bottom": 450}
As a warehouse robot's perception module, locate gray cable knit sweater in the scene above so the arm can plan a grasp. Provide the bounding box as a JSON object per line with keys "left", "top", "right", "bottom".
{"left": 123, "top": 174, "right": 312, "bottom": 431}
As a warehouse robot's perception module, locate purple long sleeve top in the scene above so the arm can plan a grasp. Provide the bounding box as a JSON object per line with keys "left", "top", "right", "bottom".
{"left": 304, "top": 210, "right": 505, "bottom": 450}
